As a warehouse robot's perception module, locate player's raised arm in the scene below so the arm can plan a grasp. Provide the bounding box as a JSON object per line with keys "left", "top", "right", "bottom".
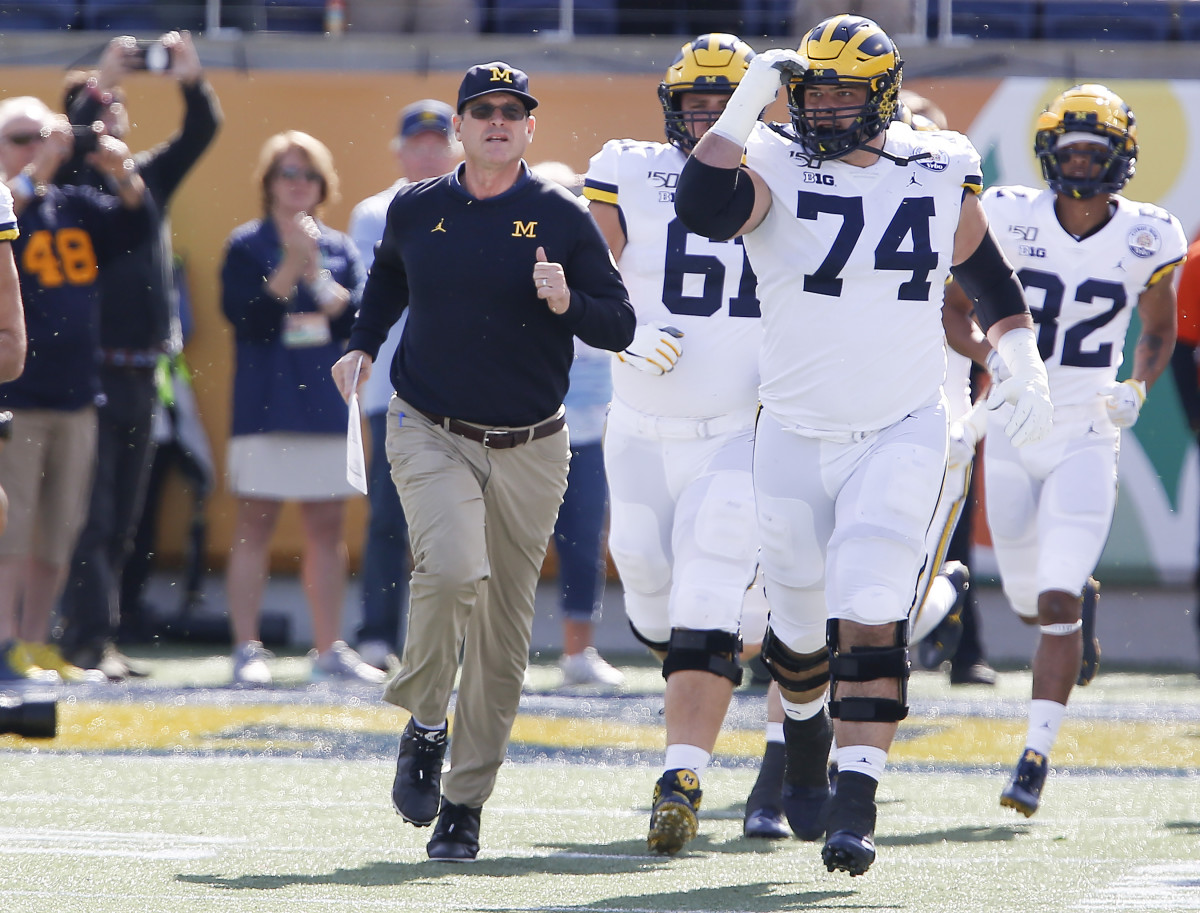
{"left": 674, "top": 50, "right": 801, "bottom": 240}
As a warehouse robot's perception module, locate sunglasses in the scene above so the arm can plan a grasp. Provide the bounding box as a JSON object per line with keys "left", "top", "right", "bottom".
{"left": 1, "top": 132, "right": 44, "bottom": 146}
{"left": 276, "top": 166, "right": 321, "bottom": 182}
{"left": 466, "top": 102, "right": 527, "bottom": 122}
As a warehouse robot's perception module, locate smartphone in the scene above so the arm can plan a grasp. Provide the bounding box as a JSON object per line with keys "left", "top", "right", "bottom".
{"left": 71, "top": 123, "right": 100, "bottom": 154}
{"left": 129, "top": 39, "right": 172, "bottom": 73}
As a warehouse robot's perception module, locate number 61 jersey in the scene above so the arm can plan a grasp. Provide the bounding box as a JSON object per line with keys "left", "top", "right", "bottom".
{"left": 584, "top": 139, "right": 762, "bottom": 420}
{"left": 743, "top": 121, "right": 981, "bottom": 434}
{"left": 982, "top": 184, "right": 1186, "bottom": 407}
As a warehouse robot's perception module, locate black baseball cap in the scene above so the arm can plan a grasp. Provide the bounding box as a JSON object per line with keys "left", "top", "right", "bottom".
{"left": 456, "top": 61, "right": 539, "bottom": 114}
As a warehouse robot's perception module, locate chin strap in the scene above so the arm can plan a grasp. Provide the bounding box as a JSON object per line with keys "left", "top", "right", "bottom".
{"left": 765, "top": 122, "right": 933, "bottom": 167}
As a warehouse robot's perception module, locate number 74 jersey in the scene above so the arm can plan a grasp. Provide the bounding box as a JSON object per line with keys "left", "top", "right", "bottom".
{"left": 743, "top": 121, "right": 980, "bottom": 434}
{"left": 982, "top": 184, "right": 1186, "bottom": 407}
{"left": 584, "top": 139, "right": 762, "bottom": 419}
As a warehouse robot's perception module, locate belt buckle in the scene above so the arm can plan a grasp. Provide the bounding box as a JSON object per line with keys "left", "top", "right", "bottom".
{"left": 482, "top": 428, "right": 507, "bottom": 449}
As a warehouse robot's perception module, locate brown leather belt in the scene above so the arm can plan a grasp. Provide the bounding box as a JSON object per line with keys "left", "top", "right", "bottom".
{"left": 414, "top": 407, "right": 565, "bottom": 449}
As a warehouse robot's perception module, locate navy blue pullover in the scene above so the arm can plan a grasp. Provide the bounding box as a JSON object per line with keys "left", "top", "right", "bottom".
{"left": 347, "top": 164, "right": 634, "bottom": 428}
{"left": 0, "top": 184, "right": 151, "bottom": 411}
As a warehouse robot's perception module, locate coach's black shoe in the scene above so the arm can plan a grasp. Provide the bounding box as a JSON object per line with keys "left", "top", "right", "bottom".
{"left": 781, "top": 711, "right": 833, "bottom": 841}
{"left": 1000, "top": 748, "right": 1048, "bottom": 818}
{"left": 918, "top": 561, "right": 969, "bottom": 670}
{"left": 648, "top": 768, "right": 702, "bottom": 855}
{"left": 949, "top": 659, "right": 998, "bottom": 686}
{"left": 821, "top": 771, "right": 878, "bottom": 877}
{"left": 743, "top": 741, "right": 789, "bottom": 838}
{"left": 392, "top": 718, "right": 447, "bottom": 827}
{"left": 1077, "top": 578, "right": 1101, "bottom": 686}
{"left": 426, "top": 799, "right": 480, "bottom": 862}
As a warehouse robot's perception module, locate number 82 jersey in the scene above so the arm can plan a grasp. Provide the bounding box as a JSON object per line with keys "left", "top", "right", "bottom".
{"left": 982, "top": 184, "right": 1187, "bottom": 408}
{"left": 584, "top": 139, "right": 762, "bottom": 420}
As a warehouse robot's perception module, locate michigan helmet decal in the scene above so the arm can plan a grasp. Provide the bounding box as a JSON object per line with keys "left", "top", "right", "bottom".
{"left": 1035, "top": 83, "right": 1138, "bottom": 199}
{"left": 659, "top": 33, "right": 755, "bottom": 152}
{"left": 786, "top": 14, "right": 902, "bottom": 161}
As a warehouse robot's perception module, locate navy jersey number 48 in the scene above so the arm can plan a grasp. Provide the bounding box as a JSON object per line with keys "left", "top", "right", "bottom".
{"left": 662, "top": 217, "right": 759, "bottom": 318}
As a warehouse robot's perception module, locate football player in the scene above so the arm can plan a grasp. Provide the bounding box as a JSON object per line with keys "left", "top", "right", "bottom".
{"left": 675, "top": 15, "right": 1052, "bottom": 876}
{"left": 895, "top": 91, "right": 997, "bottom": 687}
{"left": 584, "top": 34, "right": 822, "bottom": 854}
{"left": 976, "top": 85, "right": 1185, "bottom": 818}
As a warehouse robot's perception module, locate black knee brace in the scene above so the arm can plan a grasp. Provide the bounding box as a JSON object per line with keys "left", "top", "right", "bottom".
{"left": 760, "top": 625, "right": 830, "bottom": 698}
{"left": 662, "top": 628, "right": 743, "bottom": 686}
{"left": 627, "top": 620, "right": 669, "bottom": 657}
{"left": 827, "top": 619, "right": 910, "bottom": 723}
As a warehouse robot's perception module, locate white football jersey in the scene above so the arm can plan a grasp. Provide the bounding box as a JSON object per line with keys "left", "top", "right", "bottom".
{"left": 0, "top": 182, "right": 15, "bottom": 241}
{"left": 584, "top": 140, "right": 761, "bottom": 419}
{"left": 743, "top": 121, "right": 982, "bottom": 433}
{"left": 983, "top": 185, "right": 1187, "bottom": 407}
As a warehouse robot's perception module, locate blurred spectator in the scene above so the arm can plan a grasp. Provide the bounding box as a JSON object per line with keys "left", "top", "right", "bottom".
{"left": 0, "top": 95, "right": 151, "bottom": 683}
{"left": 1170, "top": 229, "right": 1200, "bottom": 672}
{"left": 119, "top": 264, "right": 215, "bottom": 642}
{"left": 219, "top": 130, "right": 382, "bottom": 686}
{"left": 531, "top": 160, "right": 622, "bottom": 690}
{"left": 348, "top": 99, "right": 460, "bottom": 672}
{"left": 54, "top": 32, "right": 221, "bottom": 681}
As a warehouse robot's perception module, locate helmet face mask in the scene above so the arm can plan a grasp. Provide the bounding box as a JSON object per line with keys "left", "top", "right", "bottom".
{"left": 788, "top": 14, "right": 902, "bottom": 161}
{"left": 659, "top": 32, "right": 755, "bottom": 152}
{"left": 1034, "top": 84, "right": 1138, "bottom": 199}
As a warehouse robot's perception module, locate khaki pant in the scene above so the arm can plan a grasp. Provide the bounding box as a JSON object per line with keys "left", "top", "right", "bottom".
{"left": 383, "top": 396, "right": 569, "bottom": 807}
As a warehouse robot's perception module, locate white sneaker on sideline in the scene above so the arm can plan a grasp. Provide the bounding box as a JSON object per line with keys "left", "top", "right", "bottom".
{"left": 232, "top": 640, "right": 273, "bottom": 686}
{"left": 559, "top": 647, "right": 624, "bottom": 689}
{"left": 356, "top": 639, "right": 399, "bottom": 672}
{"left": 311, "top": 641, "right": 388, "bottom": 684}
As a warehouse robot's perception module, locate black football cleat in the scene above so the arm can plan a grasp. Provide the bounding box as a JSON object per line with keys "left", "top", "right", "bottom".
{"left": 743, "top": 804, "right": 790, "bottom": 839}
{"left": 821, "top": 771, "right": 878, "bottom": 877}
{"left": 1000, "top": 748, "right": 1049, "bottom": 818}
{"left": 918, "top": 561, "right": 969, "bottom": 669}
{"left": 648, "top": 768, "right": 702, "bottom": 855}
{"left": 392, "top": 718, "right": 447, "bottom": 827}
{"left": 1077, "top": 578, "right": 1101, "bottom": 686}
{"left": 426, "top": 799, "right": 481, "bottom": 862}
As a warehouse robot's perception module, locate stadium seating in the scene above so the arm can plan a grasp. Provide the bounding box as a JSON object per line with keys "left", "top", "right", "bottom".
{"left": 1040, "top": 0, "right": 1175, "bottom": 41}
{"left": 0, "top": 1, "right": 81, "bottom": 29}
{"left": 492, "top": 0, "right": 617, "bottom": 35}
{"left": 945, "top": 0, "right": 1039, "bottom": 39}
{"left": 1174, "top": 0, "right": 1200, "bottom": 38}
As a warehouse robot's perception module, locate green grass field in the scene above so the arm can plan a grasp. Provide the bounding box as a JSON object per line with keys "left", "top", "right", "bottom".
{"left": 2, "top": 658, "right": 1199, "bottom": 913}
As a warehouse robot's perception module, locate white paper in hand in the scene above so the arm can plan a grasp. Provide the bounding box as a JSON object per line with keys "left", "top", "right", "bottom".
{"left": 346, "top": 355, "right": 368, "bottom": 494}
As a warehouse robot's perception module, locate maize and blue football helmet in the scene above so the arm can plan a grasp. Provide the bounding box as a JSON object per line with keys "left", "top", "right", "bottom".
{"left": 659, "top": 33, "right": 756, "bottom": 152}
{"left": 785, "top": 14, "right": 903, "bottom": 161}
{"left": 1034, "top": 84, "right": 1137, "bottom": 199}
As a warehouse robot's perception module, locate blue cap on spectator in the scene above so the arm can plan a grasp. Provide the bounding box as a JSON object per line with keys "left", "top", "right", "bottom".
{"left": 456, "top": 61, "right": 538, "bottom": 114}
{"left": 399, "top": 99, "right": 454, "bottom": 138}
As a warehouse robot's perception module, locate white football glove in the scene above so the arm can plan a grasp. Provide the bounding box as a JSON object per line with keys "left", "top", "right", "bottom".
{"left": 1102, "top": 378, "right": 1146, "bottom": 429}
{"left": 617, "top": 324, "right": 684, "bottom": 375}
{"left": 986, "top": 327, "right": 1053, "bottom": 448}
{"left": 709, "top": 48, "right": 806, "bottom": 146}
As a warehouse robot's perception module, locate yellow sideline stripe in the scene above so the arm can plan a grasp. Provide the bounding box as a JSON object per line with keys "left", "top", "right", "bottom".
{"left": 2, "top": 703, "right": 1196, "bottom": 771}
